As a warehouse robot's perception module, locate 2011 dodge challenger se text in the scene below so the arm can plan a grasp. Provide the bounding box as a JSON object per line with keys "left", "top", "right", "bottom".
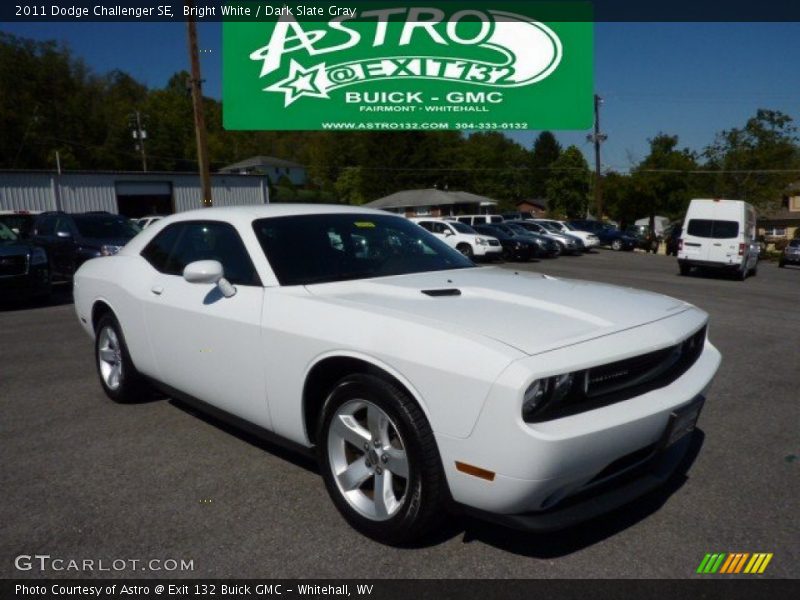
{"left": 73, "top": 205, "right": 721, "bottom": 544}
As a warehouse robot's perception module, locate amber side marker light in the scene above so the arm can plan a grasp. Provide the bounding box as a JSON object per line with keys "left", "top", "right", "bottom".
{"left": 455, "top": 461, "right": 496, "bottom": 481}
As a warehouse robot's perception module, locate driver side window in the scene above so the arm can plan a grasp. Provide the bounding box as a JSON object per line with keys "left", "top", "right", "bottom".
{"left": 142, "top": 221, "right": 260, "bottom": 286}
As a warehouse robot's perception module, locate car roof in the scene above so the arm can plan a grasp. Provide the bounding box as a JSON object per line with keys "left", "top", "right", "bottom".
{"left": 166, "top": 204, "right": 389, "bottom": 222}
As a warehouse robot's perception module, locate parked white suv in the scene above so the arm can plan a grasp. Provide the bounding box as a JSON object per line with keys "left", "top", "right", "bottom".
{"left": 534, "top": 219, "right": 600, "bottom": 250}
{"left": 411, "top": 218, "right": 502, "bottom": 259}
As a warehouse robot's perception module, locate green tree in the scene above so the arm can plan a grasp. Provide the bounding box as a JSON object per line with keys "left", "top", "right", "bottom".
{"left": 704, "top": 109, "right": 800, "bottom": 207}
{"left": 529, "top": 131, "right": 562, "bottom": 197}
{"left": 545, "top": 146, "right": 590, "bottom": 218}
{"left": 628, "top": 133, "right": 699, "bottom": 224}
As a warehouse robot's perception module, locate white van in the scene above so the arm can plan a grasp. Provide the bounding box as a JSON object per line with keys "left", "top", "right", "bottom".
{"left": 677, "top": 199, "right": 759, "bottom": 279}
{"left": 452, "top": 214, "right": 505, "bottom": 226}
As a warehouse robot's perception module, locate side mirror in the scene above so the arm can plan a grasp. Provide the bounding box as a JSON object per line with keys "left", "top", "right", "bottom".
{"left": 444, "top": 230, "right": 454, "bottom": 237}
{"left": 183, "top": 260, "right": 236, "bottom": 298}
{"left": 56, "top": 230, "right": 72, "bottom": 239}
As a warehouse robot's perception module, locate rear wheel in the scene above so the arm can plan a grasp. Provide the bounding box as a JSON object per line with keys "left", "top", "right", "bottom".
{"left": 679, "top": 262, "right": 691, "bottom": 276}
{"left": 95, "top": 313, "right": 151, "bottom": 403}
{"left": 779, "top": 260, "right": 785, "bottom": 268}
{"left": 317, "top": 374, "right": 446, "bottom": 545}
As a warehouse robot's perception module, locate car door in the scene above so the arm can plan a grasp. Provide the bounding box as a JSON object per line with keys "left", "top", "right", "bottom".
{"left": 32, "top": 215, "right": 68, "bottom": 279}
{"left": 140, "top": 220, "right": 270, "bottom": 429}
{"left": 52, "top": 216, "right": 80, "bottom": 278}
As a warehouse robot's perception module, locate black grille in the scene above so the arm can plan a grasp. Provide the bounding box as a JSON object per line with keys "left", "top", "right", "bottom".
{"left": 0, "top": 254, "right": 27, "bottom": 277}
{"left": 530, "top": 325, "right": 707, "bottom": 422}
{"left": 488, "top": 239, "right": 501, "bottom": 246}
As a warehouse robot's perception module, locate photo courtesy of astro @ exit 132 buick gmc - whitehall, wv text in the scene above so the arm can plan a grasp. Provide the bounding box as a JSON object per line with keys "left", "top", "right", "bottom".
{"left": 73, "top": 205, "right": 721, "bottom": 544}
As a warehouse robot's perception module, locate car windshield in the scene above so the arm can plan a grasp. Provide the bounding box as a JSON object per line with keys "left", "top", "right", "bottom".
{"left": 0, "top": 221, "right": 18, "bottom": 241}
{"left": 538, "top": 221, "right": 562, "bottom": 232}
{"left": 0, "top": 215, "right": 33, "bottom": 237}
{"left": 73, "top": 215, "right": 140, "bottom": 239}
{"left": 450, "top": 221, "right": 476, "bottom": 234}
{"left": 687, "top": 219, "right": 739, "bottom": 239}
{"left": 253, "top": 214, "right": 475, "bottom": 286}
{"left": 475, "top": 225, "right": 509, "bottom": 240}
{"left": 789, "top": 240, "right": 800, "bottom": 248}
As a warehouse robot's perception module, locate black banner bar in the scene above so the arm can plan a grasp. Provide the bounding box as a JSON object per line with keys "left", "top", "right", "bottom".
{"left": 4, "top": 1, "right": 800, "bottom": 23}
{"left": 3, "top": 579, "right": 799, "bottom": 600}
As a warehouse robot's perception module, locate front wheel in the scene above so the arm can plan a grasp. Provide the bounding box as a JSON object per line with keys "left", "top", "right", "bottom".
{"left": 317, "top": 374, "right": 446, "bottom": 545}
{"left": 456, "top": 243, "right": 474, "bottom": 259}
{"left": 611, "top": 239, "right": 623, "bottom": 251}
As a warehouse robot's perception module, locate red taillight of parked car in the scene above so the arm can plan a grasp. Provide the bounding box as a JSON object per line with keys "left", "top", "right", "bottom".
{"left": 738, "top": 243, "right": 745, "bottom": 256}
{"left": 678, "top": 239, "right": 683, "bottom": 252}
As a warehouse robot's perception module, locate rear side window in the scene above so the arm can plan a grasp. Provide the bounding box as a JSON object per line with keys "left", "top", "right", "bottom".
{"left": 141, "top": 224, "right": 182, "bottom": 272}
{"left": 489, "top": 216, "right": 503, "bottom": 223}
{"left": 687, "top": 219, "right": 739, "bottom": 239}
{"left": 35, "top": 216, "right": 56, "bottom": 236}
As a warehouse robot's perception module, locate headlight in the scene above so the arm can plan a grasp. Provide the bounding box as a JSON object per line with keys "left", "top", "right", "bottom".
{"left": 29, "top": 247, "right": 48, "bottom": 265}
{"left": 522, "top": 373, "right": 579, "bottom": 421}
{"left": 475, "top": 237, "right": 487, "bottom": 246}
{"left": 100, "top": 245, "right": 122, "bottom": 256}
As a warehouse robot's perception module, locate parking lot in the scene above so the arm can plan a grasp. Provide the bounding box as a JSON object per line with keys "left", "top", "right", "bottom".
{"left": 1, "top": 250, "right": 798, "bottom": 579}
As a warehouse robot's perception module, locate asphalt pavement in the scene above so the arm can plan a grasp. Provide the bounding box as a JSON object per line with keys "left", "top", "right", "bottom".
{"left": 1, "top": 250, "right": 798, "bottom": 579}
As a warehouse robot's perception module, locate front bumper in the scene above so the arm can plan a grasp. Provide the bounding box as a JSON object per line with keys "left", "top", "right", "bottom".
{"left": 435, "top": 309, "right": 720, "bottom": 520}
{"left": 459, "top": 427, "right": 698, "bottom": 531}
{"left": 782, "top": 253, "right": 800, "bottom": 264}
{"left": 0, "top": 264, "right": 51, "bottom": 300}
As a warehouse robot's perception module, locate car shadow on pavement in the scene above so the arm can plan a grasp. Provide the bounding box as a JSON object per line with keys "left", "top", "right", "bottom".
{"left": 168, "top": 397, "right": 320, "bottom": 474}
{"left": 447, "top": 430, "right": 706, "bottom": 557}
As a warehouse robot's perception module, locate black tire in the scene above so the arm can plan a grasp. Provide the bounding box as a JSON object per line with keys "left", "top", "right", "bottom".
{"left": 679, "top": 262, "right": 691, "bottom": 276}
{"left": 611, "top": 239, "right": 623, "bottom": 251}
{"left": 94, "top": 313, "right": 151, "bottom": 403}
{"left": 456, "top": 243, "right": 474, "bottom": 259}
{"left": 317, "top": 373, "right": 446, "bottom": 545}
{"left": 779, "top": 260, "right": 785, "bottom": 268}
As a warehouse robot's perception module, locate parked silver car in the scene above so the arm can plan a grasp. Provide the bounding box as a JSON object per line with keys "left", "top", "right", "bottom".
{"left": 779, "top": 239, "right": 800, "bottom": 268}
{"left": 506, "top": 220, "right": 584, "bottom": 254}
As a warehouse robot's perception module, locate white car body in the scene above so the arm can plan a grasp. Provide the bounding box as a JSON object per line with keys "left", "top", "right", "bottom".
{"left": 74, "top": 205, "right": 720, "bottom": 536}
{"left": 534, "top": 219, "right": 600, "bottom": 249}
{"left": 409, "top": 217, "right": 502, "bottom": 258}
{"left": 678, "top": 199, "right": 759, "bottom": 278}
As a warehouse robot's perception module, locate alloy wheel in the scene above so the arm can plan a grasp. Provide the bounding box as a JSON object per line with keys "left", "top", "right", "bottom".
{"left": 327, "top": 399, "right": 410, "bottom": 521}
{"left": 97, "top": 325, "right": 123, "bottom": 390}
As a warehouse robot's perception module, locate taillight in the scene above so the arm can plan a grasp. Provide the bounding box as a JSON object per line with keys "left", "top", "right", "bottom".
{"left": 738, "top": 243, "right": 745, "bottom": 256}
{"left": 678, "top": 239, "right": 683, "bottom": 252}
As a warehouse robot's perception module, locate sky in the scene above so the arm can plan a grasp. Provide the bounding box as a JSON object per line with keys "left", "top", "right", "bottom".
{"left": 3, "top": 21, "right": 800, "bottom": 171}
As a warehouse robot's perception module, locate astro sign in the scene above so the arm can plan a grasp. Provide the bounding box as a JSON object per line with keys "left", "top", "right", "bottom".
{"left": 223, "top": 2, "right": 593, "bottom": 130}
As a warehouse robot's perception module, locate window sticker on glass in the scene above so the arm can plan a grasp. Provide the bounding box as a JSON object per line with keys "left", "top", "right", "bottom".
{"left": 354, "top": 221, "right": 376, "bottom": 228}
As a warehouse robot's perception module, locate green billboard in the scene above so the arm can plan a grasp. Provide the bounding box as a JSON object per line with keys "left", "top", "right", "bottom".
{"left": 223, "top": 2, "right": 593, "bottom": 131}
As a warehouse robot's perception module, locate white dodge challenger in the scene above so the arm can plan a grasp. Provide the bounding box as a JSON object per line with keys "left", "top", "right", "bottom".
{"left": 74, "top": 205, "right": 721, "bottom": 543}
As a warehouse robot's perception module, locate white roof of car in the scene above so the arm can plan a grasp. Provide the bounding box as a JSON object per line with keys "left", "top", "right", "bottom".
{"left": 164, "top": 203, "right": 390, "bottom": 222}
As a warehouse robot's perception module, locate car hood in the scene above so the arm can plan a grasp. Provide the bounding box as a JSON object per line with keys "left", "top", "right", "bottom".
{"left": 304, "top": 267, "right": 692, "bottom": 355}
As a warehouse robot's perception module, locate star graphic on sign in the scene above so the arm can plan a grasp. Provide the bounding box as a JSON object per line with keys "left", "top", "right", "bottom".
{"left": 265, "top": 60, "right": 329, "bottom": 107}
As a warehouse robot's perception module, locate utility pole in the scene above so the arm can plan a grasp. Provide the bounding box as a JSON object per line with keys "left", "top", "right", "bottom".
{"left": 186, "top": 0, "right": 212, "bottom": 208}
{"left": 586, "top": 94, "right": 607, "bottom": 219}
{"left": 129, "top": 110, "right": 148, "bottom": 172}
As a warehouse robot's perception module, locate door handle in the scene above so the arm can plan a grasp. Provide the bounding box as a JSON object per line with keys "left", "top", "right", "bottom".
{"left": 150, "top": 286, "right": 164, "bottom": 296}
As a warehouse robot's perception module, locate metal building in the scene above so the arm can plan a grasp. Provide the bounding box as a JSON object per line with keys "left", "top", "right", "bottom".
{"left": 0, "top": 170, "right": 269, "bottom": 217}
